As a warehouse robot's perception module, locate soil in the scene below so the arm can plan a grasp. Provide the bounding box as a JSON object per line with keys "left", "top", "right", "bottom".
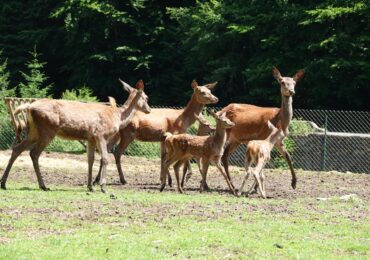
{"left": 0, "top": 150, "right": 369, "bottom": 202}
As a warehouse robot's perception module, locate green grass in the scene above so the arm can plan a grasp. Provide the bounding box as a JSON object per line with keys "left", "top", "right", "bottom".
{"left": 0, "top": 182, "right": 369, "bottom": 259}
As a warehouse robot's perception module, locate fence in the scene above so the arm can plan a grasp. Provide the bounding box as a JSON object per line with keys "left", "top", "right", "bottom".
{"left": 0, "top": 105, "right": 369, "bottom": 173}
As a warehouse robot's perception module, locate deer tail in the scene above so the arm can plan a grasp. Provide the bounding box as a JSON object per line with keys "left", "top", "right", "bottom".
{"left": 14, "top": 103, "right": 31, "bottom": 115}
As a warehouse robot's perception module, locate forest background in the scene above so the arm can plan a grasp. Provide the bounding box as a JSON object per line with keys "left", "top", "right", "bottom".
{"left": 0, "top": 0, "right": 369, "bottom": 110}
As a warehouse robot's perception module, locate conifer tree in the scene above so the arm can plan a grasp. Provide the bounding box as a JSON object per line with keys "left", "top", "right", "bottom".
{"left": 18, "top": 48, "right": 53, "bottom": 98}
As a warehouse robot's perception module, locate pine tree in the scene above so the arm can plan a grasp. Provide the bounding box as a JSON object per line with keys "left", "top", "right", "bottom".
{"left": 0, "top": 50, "right": 16, "bottom": 115}
{"left": 18, "top": 48, "right": 53, "bottom": 98}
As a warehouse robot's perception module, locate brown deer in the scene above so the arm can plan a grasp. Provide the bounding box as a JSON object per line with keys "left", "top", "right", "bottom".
{"left": 238, "top": 121, "right": 285, "bottom": 198}
{"left": 218, "top": 67, "right": 304, "bottom": 190}
{"left": 0, "top": 79, "right": 151, "bottom": 193}
{"left": 161, "top": 111, "right": 236, "bottom": 194}
{"left": 93, "top": 80, "right": 219, "bottom": 186}
{"left": 180, "top": 113, "right": 215, "bottom": 188}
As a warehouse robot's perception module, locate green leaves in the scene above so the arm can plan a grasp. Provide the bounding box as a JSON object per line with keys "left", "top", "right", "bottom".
{"left": 18, "top": 48, "right": 53, "bottom": 98}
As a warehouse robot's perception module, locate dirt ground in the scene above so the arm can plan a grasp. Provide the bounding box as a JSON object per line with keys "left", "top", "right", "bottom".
{"left": 0, "top": 150, "right": 369, "bottom": 202}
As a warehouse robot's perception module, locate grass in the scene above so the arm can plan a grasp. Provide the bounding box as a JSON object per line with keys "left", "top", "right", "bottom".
{"left": 0, "top": 182, "right": 369, "bottom": 259}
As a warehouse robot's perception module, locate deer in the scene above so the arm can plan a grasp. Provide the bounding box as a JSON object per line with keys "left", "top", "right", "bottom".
{"left": 0, "top": 79, "right": 151, "bottom": 193}
{"left": 180, "top": 113, "right": 215, "bottom": 188}
{"left": 161, "top": 111, "right": 236, "bottom": 195}
{"left": 213, "top": 67, "right": 305, "bottom": 192}
{"left": 238, "top": 121, "right": 285, "bottom": 198}
{"left": 92, "top": 80, "right": 219, "bottom": 187}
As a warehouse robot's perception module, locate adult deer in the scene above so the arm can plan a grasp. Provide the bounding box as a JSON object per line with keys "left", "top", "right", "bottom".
{"left": 0, "top": 79, "right": 150, "bottom": 193}
{"left": 218, "top": 67, "right": 304, "bottom": 190}
{"left": 93, "top": 80, "right": 219, "bottom": 186}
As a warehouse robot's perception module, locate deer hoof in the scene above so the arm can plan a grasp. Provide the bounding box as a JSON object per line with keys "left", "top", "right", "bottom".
{"left": 120, "top": 178, "right": 127, "bottom": 185}
{"left": 101, "top": 185, "right": 107, "bottom": 193}
{"left": 1, "top": 182, "right": 6, "bottom": 190}
{"left": 88, "top": 185, "right": 95, "bottom": 192}
{"left": 292, "top": 179, "right": 297, "bottom": 189}
{"left": 159, "top": 184, "right": 166, "bottom": 192}
{"left": 40, "top": 186, "right": 50, "bottom": 191}
{"left": 92, "top": 180, "right": 99, "bottom": 186}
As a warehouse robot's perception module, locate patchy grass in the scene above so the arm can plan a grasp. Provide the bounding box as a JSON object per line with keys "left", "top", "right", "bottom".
{"left": 0, "top": 151, "right": 369, "bottom": 258}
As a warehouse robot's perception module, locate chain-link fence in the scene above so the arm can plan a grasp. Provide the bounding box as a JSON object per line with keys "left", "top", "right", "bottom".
{"left": 0, "top": 104, "right": 369, "bottom": 173}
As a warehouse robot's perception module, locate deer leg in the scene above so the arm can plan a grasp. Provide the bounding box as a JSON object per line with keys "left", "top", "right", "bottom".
{"left": 260, "top": 170, "right": 267, "bottom": 199}
{"left": 215, "top": 161, "right": 237, "bottom": 196}
{"left": 29, "top": 134, "right": 54, "bottom": 191}
{"left": 87, "top": 140, "right": 96, "bottom": 192}
{"left": 160, "top": 153, "right": 176, "bottom": 192}
{"left": 174, "top": 160, "right": 185, "bottom": 194}
{"left": 237, "top": 156, "right": 253, "bottom": 197}
{"left": 199, "top": 158, "right": 209, "bottom": 193}
{"left": 275, "top": 141, "right": 297, "bottom": 189}
{"left": 221, "top": 142, "right": 239, "bottom": 189}
{"left": 160, "top": 142, "right": 172, "bottom": 187}
{"left": 249, "top": 161, "right": 266, "bottom": 198}
{"left": 96, "top": 138, "right": 109, "bottom": 193}
{"left": 1, "top": 137, "right": 36, "bottom": 190}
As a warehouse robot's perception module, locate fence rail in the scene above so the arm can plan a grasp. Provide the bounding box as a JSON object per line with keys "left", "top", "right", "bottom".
{"left": 0, "top": 101, "right": 369, "bottom": 173}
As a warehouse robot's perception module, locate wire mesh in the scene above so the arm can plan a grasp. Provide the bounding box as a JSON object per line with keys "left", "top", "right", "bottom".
{"left": 0, "top": 101, "right": 369, "bottom": 173}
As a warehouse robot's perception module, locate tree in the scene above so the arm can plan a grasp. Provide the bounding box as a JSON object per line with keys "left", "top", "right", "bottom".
{"left": 0, "top": 50, "right": 15, "bottom": 115}
{"left": 18, "top": 48, "right": 53, "bottom": 98}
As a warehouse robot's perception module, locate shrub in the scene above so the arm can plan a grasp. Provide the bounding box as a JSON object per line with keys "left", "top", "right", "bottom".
{"left": 61, "top": 86, "right": 98, "bottom": 102}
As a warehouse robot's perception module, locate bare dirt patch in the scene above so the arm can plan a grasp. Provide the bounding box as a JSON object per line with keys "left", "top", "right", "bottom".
{"left": 0, "top": 150, "right": 369, "bottom": 202}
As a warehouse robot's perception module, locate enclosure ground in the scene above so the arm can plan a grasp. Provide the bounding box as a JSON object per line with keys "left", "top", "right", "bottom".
{"left": 0, "top": 151, "right": 369, "bottom": 258}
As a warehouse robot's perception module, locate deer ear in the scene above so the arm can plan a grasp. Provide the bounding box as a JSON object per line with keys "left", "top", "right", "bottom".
{"left": 209, "top": 110, "right": 217, "bottom": 118}
{"left": 272, "top": 66, "right": 282, "bottom": 81}
{"left": 206, "top": 81, "right": 218, "bottom": 89}
{"left": 293, "top": 70, "right": 305, "bottom": 83}
{"left": 136, "top": 80, "right": 144, "bottom": 91}
{"left": 191, "top": 80, "right": 198, "bottom": 89}
{"left": 108, "top": 96, "right": 117, "bottom": 108}
{"left": 119, "top": 78, "right": 133, "bottom": 93}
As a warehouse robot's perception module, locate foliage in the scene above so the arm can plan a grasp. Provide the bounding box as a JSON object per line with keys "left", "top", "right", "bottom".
{"left": 46, "top": 138, "right": 85, "bottom": 154}
{"left": 0, "top": 1, "right": 369, "bottom": 110}
{"left": 289, "top": 120, "right": 314, "bottom": 136}
{"left": 18, "top": 48, "right": 53, "bottom": 98}
{"left": 61, "top": 86, "right": 98, "bottom": 102}
{"left": 0, "top": 50, "right": 16, "bottom": 115}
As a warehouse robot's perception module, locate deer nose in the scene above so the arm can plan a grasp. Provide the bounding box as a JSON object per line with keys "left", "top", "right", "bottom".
{"left": 213, "top": 97, "right": 219, "bottom": 103}
{"left": 289, "top": 90, "right": 295, "bottom": 95}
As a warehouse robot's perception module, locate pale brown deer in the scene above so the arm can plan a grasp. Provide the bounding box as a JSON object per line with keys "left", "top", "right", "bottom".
{"left": 180, "top": 113, "right": 215, "bottom": 188}
{"left": 161, "top": 111, "right": 236, "bottom": 194}
{"left": 0, "top": 79, "right": 150, "bottom": 193}
{"left": 238, "top": 121, "right": 285, "bottom": 198}
{"left": 219, "top": 67, "right": 304, "bottom": 190}
{"left": 93, "top": 80, "right": 219, "bottom": 186}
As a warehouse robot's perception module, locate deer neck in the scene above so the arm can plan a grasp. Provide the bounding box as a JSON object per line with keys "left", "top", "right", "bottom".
{"left": 280, "top": 95, "right": 293, "bottom": 135}
{"left": 266, "top": 131, "right": 282, "bottom": 148}
{"left": 213, "top": 122, "right": 227, "bottom": 149}
{"left": 181, "top": 94, "right": 204, "bottom": 126}
{"left": 119, "top": 93, "right": 141, "bottom": 129}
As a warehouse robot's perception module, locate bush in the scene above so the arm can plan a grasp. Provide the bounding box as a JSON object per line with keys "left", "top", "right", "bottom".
{"left": 46, "top": 138, "right": 86, "bottom": 154}
{"left": 61, "top": 86, "right": 98, "bottom": 102}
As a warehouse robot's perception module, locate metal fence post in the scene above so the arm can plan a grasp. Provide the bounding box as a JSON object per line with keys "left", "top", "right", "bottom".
{"left": 321, "top": 114, "right": 328, "bottom": 171}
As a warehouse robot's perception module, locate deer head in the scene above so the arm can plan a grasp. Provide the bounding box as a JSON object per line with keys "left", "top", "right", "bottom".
{"left": 210, "top": 110, "right": 235, "bottom": 129}
{"left": 119, "top": 79, "right": 151, "bottom": 114}
{"left": 272, "top": 67, "right": 305, "bottom": 97}
{"left": 191, "top": 80, "right": 219, "bottom": 104}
